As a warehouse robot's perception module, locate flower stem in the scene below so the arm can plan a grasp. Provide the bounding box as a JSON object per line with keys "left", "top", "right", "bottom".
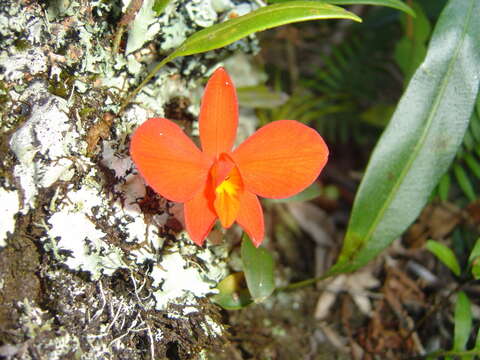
{"left": 275, "top": 273, "right": 331, "bottom": 293}
{"left": 118, "top": 53, "right": 176, "bottom": 115}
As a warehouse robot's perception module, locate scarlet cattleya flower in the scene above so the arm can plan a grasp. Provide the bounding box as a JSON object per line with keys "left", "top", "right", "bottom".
{"left": 130, "top": 67, "right": 328, "bottom": 247}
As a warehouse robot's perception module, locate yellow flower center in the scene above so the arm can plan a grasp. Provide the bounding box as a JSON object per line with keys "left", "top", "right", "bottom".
{"left": 216, "top": 175, "right": 239, "bottom": 197}
{"left": 213, "top": 166, "right": 243, "bottom": 228}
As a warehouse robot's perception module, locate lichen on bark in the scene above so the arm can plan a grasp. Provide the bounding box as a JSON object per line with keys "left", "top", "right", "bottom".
{"left": 0, "top": 0, "right": 260, "bottom": 358}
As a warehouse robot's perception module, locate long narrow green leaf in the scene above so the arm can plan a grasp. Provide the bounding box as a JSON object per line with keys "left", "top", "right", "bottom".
{"left": 328, "top": 0, "right": 480, "bottom": 275}
{"left": 268, "top": 0, "right": 414, "bottom": 16}
{"left": 325, "top": 0, "right": 414, "bottom": 15}
{"left": 464, "top": 153, "right": 480, "bottom": 179}
{"left": 454, "top": 292, "right": 472, "bottom": 352}
{"left": 469, "top": 237, "right": 480, "bottom": 280}
{"left": 438, "top": 173, "right": 451, "bottom": 201}
{"left": 426, "top": 240, "right": 461, "bottom": 276}
{"left": 454, "top": 164, "right": 476, "bottom": 202}
{"left": 475, "top": 327, "right": 480, "bottom": 350}
{"left": 120, "top": 1, "right": 361, "bottom": 111}
{"left": 172, "top": 2, "right": 361, "bottom": 58}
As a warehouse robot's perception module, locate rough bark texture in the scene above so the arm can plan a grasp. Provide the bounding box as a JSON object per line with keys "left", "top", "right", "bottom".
{"left": 0, "top": 0, "right": 259, "bottom": 358}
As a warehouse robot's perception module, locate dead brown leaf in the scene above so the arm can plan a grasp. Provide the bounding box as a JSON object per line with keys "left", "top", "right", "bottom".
{"left": 86, "top": 112, "right": 114, "bottom": 155}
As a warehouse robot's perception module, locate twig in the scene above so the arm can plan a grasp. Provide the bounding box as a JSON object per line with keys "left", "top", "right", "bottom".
{"left": 118, "top": 54, "right": 175, "bottom": 115}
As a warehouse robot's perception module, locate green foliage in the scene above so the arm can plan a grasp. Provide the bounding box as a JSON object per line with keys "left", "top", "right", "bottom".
{"left": 241, "top": 234, "right": 275, "bottom": 302}
{"left": 425, "top": 237, "right": 480, "bottom": 359}
{"left": 268, "top": 0, "right": 414, "bottom": 16}
{"left": 305, "top": 36, "right": 389, "bottom": 106}
{"left": 213, "top": 234, "right": 275, "bottom": 310}
{"left": 426, "top": 240, "right": 461, "bottom": 276}
{"left": 211, "top": 273, "right": 252, "bottom": 310}
{"left": 453, "top": 292, "right": 472, "bottom": 354}
{"left": 468, "top": 238, "right": 480, "bottom": 279}
{"left": 152, "top": 0, "right": 171, "bottom": 16}
{"left": 256, "top": 89, "right": 352, "bottom": 142}
{"left": 435, "top": 97, "right": 480, "bottom": 203}
{"left": 425, "top": 292, "right": 480, "bottom": 359}
{"left": 121, "top": 1, "right": 361, "bottom": 110}
{"left": 394, "top": 1, "right": 431, "bottom": 84}
{"left": 172, "top": 2, "right": 360, "bottom": 57}
{"left": 327, "top": 0, "right": 480, "bottom": 275}
{"left": 303, "top": 32, "right": 397, "bottom": 143}
{"left": 427, "top": 235, "right": 480, "bottom": 279}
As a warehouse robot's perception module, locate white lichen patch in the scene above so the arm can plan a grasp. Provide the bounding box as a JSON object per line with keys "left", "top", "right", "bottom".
{"left": 126, "top": 0, "right": 221, "bottom": 55}
{"left": 9, "top": 82, "right": 79, "bottom": 211}
{"left": 101, "top": 141, "right": 133, "bottom": 179}
{"left": 186, "top": 0, "right": 218, "bottom": 27}
{"left": 0, "top": 186, "right": 20, "bottom": 248}
{"left": 126, "top": 0, "right": 160, "bottom": 54}
{"left": 0, "top": 0, "right": 261, "bottom": 355}
{"left": 113, "top": 173, "right": 165, "bottom": 261}
{"left": 151, "top": 241, "right": 228, "bottom": 310}
{"left": 202, "top": 315, "right": 225, "bottom": 336}
{"left": 46, "top": 183, "right": 127, "bottom": 280}
{"left": 41, "top": 331, "right": 81, "bottom": 360}
{"left": 0, "top": 48, "right": 48, "bottom": 82}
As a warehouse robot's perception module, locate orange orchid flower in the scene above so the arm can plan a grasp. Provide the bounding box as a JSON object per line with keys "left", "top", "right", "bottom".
{"left": 130, "top": 67, "right": 329, "bottom": 247}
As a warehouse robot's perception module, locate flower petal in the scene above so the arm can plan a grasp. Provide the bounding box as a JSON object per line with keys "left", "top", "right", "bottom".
{"left": 232, "top": 120, "right": 329, "bottom": 198}
{"left": 184, "top": 183, "right": 217, "bottom": 246}
{"left": 236, "top": 191, "right": 264, "bottom": 247}
{"left": 210, "top": 152, "right": 236, "bottom": 187}
{"left": 200, "top": 67, "right": 238, "bottom": 158}
{"left": 130, "top": 117, "right": 211, "bottom": 202}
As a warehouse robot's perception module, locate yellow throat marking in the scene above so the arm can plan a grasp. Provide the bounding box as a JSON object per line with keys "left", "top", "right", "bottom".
{"left": 213, "top": 168, "right": 242, "bottom": 228}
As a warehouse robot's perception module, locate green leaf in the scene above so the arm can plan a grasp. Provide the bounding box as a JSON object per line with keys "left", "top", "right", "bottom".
{"left": 269, "top": 182, "right": 322, "bottom": 203}
{"left": 468, "top": 238, "right": 480, "bottom": 264}
{"left": 211, "top": 272, "right": 253, "bottom": 310}
{"left": 121, "top": 1, "right": 361, "bottom": 111}
{"left": 463, "top": 129, "right": 475, "bottom": 151}
{"left": 464, "top": 153, "right": 480, "bottom": 179}
{"left": 172, "top": 2, "right": 361, "bottom": 58}
{"left": 426, "top": 240, "right": 461, "bottom": 276}
{"left": 394, "top": 2, "right": 431, "bottom": 83}
{"left": 453, "top": 292, "right": 472, "bottom": 352}
{"left": 268, "top": 0, "right": 414, "bottom": 16}
{"left": 469, "top": 238, "right": 480, "bottom": 279}
{"left": 241, "top": 234, "right": 275, "bottom": 302}
{"left": 438, "top": 173, "right": 451, "bottom": 201}
{"left": 454, "top": 164, "right": 477, "bottom": 202}
{"left": 475, "top": 326, "right": 480, "bottom": 350}
{"left": 152, "top": 0, "right": 171, "bottom": 16}
{"left": 327, "top": 0, "right": 480, "bottom": 275}
{"left": 470, "top": 103, "right": 480, "bottom": 142}
{"left": 326, "top": 0, "right": 414, "bottom": 16}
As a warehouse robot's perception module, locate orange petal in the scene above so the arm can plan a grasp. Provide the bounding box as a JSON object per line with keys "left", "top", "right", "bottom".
{"left": 232, "top": 120, "right": 329, "bottom": 199}
{"left": 130, "top": 117, "right": 211, "bottom": 202}
{"left": 210, "top": 152, "right": 236, "bottom": 187}
{"left": 213, "top": 166, "right": 243, "bottom": 228}
{"left": 199, "top": 67, "right": 238, "bottom": 158}
{"left": 184, "top": 182, "right": 217, "bottom": 246}
{"left": 236, "top": 191, "right": 264, "bottom": 247}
